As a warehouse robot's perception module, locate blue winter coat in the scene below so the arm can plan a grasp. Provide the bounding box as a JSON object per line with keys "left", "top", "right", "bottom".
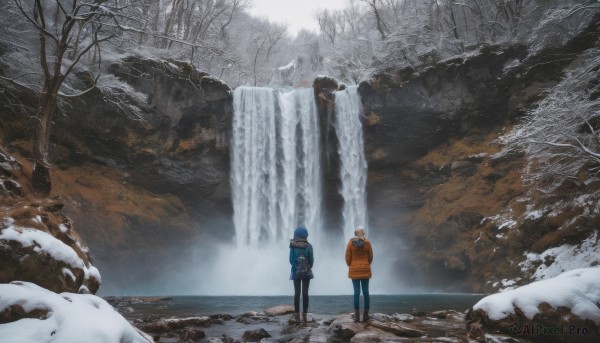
{"left": 289, "top": 239, "right": 314, "bottom": 280}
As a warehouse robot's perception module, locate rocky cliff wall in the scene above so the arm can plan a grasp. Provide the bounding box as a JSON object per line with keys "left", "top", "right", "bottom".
{"left": 0, "top": 56, "right": 235, "bottom": 293}
{"left": 356, "top": 13, "right": 600, "bottom": 291}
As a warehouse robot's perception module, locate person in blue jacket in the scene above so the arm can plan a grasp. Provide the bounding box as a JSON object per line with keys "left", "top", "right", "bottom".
{"left": 289, "top": 226, "right": 314, "bottom": 323}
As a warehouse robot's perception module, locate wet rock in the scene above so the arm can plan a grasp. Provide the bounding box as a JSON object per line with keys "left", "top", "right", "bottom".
{"left": 391, "top": 313, "right": 415, "bottom": 323}
{"left": 306, "top": 326, "right": 329, "bottom": 343}
{"left": 367, "top": 321, "right": 425, "bottom": 338}
{"left": 264, "top": 305, "right": 294, "bottom": 316}
{"left": 369, "top": 313, "right": 393, "bottom": 322}
{"left": 140, "top": 317, "right": 211, "bottom": 334}
{"left": 328, "top": 315, "right": 364, "bottom": 342}
{"left": 237, "top": 311, "right": 270, "bottom": 324}
{"left": 206, "top": 313, "right": 233, "bottom": 325}
{"left": 287, "top": 313, "right": 317, "bottom": 325}
{"left": 242, "top": 328, "right": 271, "bottom": 342}
{"left": 210, "top": 314, "right": 234, "bottom": 321}
{"left": 349, "top": 330, "right": 386, "bottom": 342}
{"left": 429, "top": 310, "right": 452, "bottom": 319}
{"left": 411, "top": 310, "right": 428, "bottom": 317}
{"left": 179, "top": 328, "right": 206, "bottom": 342}
{"left": 313, "top": 76, "right": 338, "bottom": 92}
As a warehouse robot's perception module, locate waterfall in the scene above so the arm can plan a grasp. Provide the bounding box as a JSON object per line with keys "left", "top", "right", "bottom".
{"left": 334, "top": 86, "right": 368, "bottom": 239}
{"left": 209, "top": 85, "right": 366, "bottom": 295}
{"left": 231, "top": 87, "right": 323, "bottom": 248}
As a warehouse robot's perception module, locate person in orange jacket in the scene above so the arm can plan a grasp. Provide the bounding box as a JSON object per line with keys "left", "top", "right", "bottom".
{"left": 345, "top": 225, "right": 373, "bottom": 322}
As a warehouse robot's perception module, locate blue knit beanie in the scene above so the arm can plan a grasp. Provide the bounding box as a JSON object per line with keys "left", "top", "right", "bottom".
{"left": 293, "top": 226, "right": 308, "bottom": 239}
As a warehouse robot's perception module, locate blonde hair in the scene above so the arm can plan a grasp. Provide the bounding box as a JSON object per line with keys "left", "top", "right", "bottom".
{"left": 354, "top": 225, "right": 365, "bottom": 237}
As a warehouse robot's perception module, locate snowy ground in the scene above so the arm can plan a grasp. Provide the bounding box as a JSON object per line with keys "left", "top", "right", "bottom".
{"left": 0, "top": 281, "right": 152, "bottom": 343}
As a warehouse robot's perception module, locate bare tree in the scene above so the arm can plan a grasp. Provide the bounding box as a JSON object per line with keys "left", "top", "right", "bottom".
{"left": 247, "top": 19, "right": 287, "bottom": 86}
{"left": 360, "top": 0, "right": 388, "bottom": 40}
{"left": 2, "top": 0, "right": 134, "bottom": 194}
{"left": 315, "top": 9, "right": 346, "bottom": 46}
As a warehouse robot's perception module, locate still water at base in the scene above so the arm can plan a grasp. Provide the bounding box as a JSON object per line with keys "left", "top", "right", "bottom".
{"left": 118, "top": 294, "right": 486, "bottom": 320}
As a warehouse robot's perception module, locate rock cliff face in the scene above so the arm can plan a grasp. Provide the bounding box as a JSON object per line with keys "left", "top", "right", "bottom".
{"left": 57, "top": 57, "right": 233, "bottom": 217}
{"left": 1, "top": 56, "right": 234, "bottom": 292}
{"left": 357, "top": 13, "right": 600, "bottom": 291}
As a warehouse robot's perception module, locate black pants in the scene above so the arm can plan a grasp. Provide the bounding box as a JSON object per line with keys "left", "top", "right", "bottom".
{"left": 293, "top": 279, "right": 310, "bottom": 313}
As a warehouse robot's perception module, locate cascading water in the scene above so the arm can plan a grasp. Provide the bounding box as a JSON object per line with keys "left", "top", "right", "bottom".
{"left": 231, "top": 87, "right": 323, "bottom": 247}
{"left": 203, "top": 85, "right": 368, "bottom": 295}
{"left": 334, "top": 86, "right": 368, "bottom": 239}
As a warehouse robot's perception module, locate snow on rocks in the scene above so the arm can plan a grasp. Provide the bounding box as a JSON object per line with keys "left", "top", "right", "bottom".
{"left": 0, "top": 148, "right": 101, "bottom": 294}
{"left": 467, "top": 267, "right": 600, "bottom": 342}
{"left": 519, "top": 231, "right": 600, "bottom": 281}
{"left": 0, "top": 281, "right": 153, "bottom": 343}
{"left": 0, "top": 220, "right": 100, "bottom": 294}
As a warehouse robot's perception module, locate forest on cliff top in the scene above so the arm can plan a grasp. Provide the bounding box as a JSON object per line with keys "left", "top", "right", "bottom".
{"left": 1, "top": 0, "right": 596, "bottom": 89}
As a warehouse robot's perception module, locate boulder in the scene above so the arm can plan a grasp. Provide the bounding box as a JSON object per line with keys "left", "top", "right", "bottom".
{"left": 0, "top": 282, "right": 152, "bottom": 343}
{"left": 242, "top": 328, "right": 271, "bottom": 342}
{"left": 328, "top": 314, "right": 365, "bottom": 342}
{"left": 0, "top": 150, "right": 100, "bottom": 294}
{"left": 429, "top": 310, "right": 452, "bottom": 319}
{"left": 467, "top": 268, "right": 600, "bottom": 343}
{"left": 313, "top": 76, "right": 338, "bottom": 92}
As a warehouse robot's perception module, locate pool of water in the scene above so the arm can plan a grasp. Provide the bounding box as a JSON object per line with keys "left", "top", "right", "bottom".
{"left": 116, "top": 294, "right": 486, "bottom": 320}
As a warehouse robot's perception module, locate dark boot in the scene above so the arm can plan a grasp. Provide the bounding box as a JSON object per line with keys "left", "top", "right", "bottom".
{"left": 354, "top": 309, "right": 360, "bottom": 323}
{"left": 294, "top": 312, "right": 300, "bottom": 323}
{"left": 362, "top": 309, "right": 370, "bottom": 322}
{"left": 302, "top": 312, "right": 308, "bottom": 323}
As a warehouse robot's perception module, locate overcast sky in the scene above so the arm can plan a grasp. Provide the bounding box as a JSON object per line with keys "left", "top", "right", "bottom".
{"left": 249, "top": 0, "right": 348, "bottom": 36}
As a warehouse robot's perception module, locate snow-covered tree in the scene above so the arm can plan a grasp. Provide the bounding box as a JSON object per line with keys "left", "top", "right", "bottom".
{"left": 503, "top": 49, "right": 600, "bottom": 191}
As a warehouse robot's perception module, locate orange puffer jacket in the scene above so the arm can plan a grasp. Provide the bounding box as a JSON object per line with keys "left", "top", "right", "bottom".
{"left": 345, "top": 238, "right": 373, "bottom": 279}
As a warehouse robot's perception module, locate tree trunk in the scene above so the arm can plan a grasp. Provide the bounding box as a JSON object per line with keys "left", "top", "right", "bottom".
{"left": 32, "top": 78, "right": 61, "bottom": 195}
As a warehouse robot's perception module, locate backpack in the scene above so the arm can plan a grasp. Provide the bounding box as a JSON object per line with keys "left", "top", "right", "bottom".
{"left": 295, "top": 249, "right": 313, "bottom": 279}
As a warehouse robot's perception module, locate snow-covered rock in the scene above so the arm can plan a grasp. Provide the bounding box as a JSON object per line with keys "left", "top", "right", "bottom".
{"left": 0, "top": 281, "right": 153, "bottom": 343}
{"left": 467, "top": 267, "right": 600, "bottom": 342}
{"left": 0, "top": 148, "right": 101, "bottom": 294}
{"left": 0, "top": 219, "right": 100, "bottom": 294}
